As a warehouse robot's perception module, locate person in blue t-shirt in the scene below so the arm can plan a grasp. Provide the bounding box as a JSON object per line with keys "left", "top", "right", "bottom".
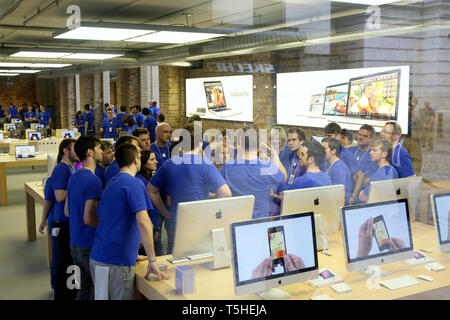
{"left": 131, "top": 105, "right": 145, "bottom": 128}
{"left": 96, "top": 140, "right": 114, "bottom": 189}
{"left": 38, "top": 176, "right": 57, "bottom": 292}
{"left": 143, "top": 109, "right": 158, "bottom": 143}
{"left": 148, "top": 100, "right": 160, "bottom": 120}
{"left": 116, "top": 105, "right": 129, "bottom": 131}
{"left": 7, "top": 103, "right": 18, "bottom": 121}
{"left": 150, "top": 123, "right": 172, "bottom": 170}
{"left": 381, "top": 122, "right": 415, "bottom": 178}
{"left": 83, "top": 104, "right": 95, "bottom": 136}
{"left": 90, "top": 143, "right": 169, "bottom": 300}
{"left": 104, "top": 135, "right": 142, "bottom": 185}
{"left": 74, "top": 111, "right": 85, "bottom": 135}
{"left": 271, "top": 126, "right": 293, "bottom": 173}
{"left": 360, "top": 139, "right": 400, "bottom": 202}
{"left": 148, "top": 124, "right": 232, "bottom": 255}
{"left": 65, "top": 136, "right": 103, "bottom": 300}
{"left": 347, "top": 124, "right": 378, "bottom": 204}
{"left": 49, "top": 138, "right": 78, "bottom": 300}
{"left": 132, "top": 127, "right": 151, "bottom": 151}
{"left": 221, "top": 135, "right": 286, "bottom": 219}
{"left": 24, "top": 105, "right": 37, "bottom": 128}
{"left": 322, "top": 137, "right": 352, "bottom": 205}
{"left": 121, "top": 115, "right": 138, "bottom": 135}
{"left": 38, "top": 105, "right": 52, "bottom": 127}
{"left": 136, "top": 150, "right": 163, "bottom": 256}
{"left": 102, "top": 103, "right": 117, "bottom": 119}
{"left": 0, "top": 105, "right": 4, "bottom": 118}
{"left": 285, "top": 128, "right": 307, "bottom": 185}
{"left": 100, "top": 107, "right": 121, "bottom": 140}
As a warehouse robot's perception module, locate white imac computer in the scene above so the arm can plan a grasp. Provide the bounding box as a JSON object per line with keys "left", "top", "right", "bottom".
{"left": 62, "top": 130, "right": 75, "bottom": 139}
{"left": 430, "top": 192, "right": 450, "bottom": 253}
{"left": 368, "top": 176, "right": 422, "bottom": 218}
{"left": 230, "top": 212, "right": 319, "bottom": 299}
{"left": 341, "top": 199, "right": 414, "bottom": 276}
{"left": 170, "top": 195, "right": 255, "bottom": 269}
{"left": 281, "top": 185, "right": 345, "bottom": 235}
{"left": 28, "top": 131, "right": 42, "bottom": 141}
{"left": 15, "top": 145, "right": 36, "bottom": 159}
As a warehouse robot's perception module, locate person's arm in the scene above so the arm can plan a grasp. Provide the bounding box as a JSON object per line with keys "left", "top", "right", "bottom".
{"left": 261, "top": 143, "right": 287, "bottom": 183}
{"left": 48, "top": 116, "right": 52, "bottom": 127}
{"left": 54, "top": 189, "right": 67, "bottom": 203}
{"left": 136, "top": 210, "right": 169, "bottom": 281}
{"left": 350, "top": 170, "right": 365, "bottom": 205}
{"left": 215, "top": 184, "right": 232, "bottom": 198}
{"left": 39, "top": 200, "right": 53, "bottom": 234}
{"left": 64, "top": 198, "right": 69, "bottom": 217}
{"left": 83, "top": 199, "right": 99, "bottom": 228}
{"left": 84, "top": 117, "right": 88, "bottom": 135}
{"left": 146, "top": 183, "right": 171, "bottom": 220}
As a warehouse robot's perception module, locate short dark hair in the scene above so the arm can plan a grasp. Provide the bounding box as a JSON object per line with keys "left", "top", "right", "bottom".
{"left": 158, "top": 113, "right": 165, "bottom": 122}
{"left": 115, "top": 134, "right": 140, "bottom": 148}
{"left": 341, "top": 129, "right": 353, "bottom": 143}
{"left": 104, "top": 103, "right": 109, "bottom": 108}
{"left": 360, "top": 124, "right": 375, "bottom": 138}
{"left": 115, "top": 143, "right": 140, "bottom": 169}
{"left": 135, "top": 105, "right": 141, "bottom": 112}
{"left": 322, "top": 137, "right": 341, "bottom": 157}
{"left": 74, "top": 136, "right": 101, "bottom": 162}
{"left": 287, "top": 128, "right": 305, "bottom": 142}
{"left": 142, "top": 107, "right": 150, "bottom": 116}
{"left": 76, "top": 110, "right": 83, "bottom": 119}
{"left": 84, "top": 104, "right": 91, "bottom": 111}
{"left": 385, "top": 121, "right": 402, "bottom": 136}
{"left": 324, "top": 122, "right": 342, "bottom": 136}
{"left": 132, "top": 127, "right": 149, "bottom": 138}
{"left": 120, "top": 105, "right": 127, "bottom": 112}
{"left": 303, "top": 141, "right": 326, "bottom": 168}
{"left": 187, "top": 114, "right": 201, "bottom": 123}
{"left": 100, "top": 140, "right": 113, "bottom": 151}
{"left": 121, "top": 115, "right": 136, "bottom": 127}
{"left": 57, "top": 138, "right": 76, "bottom": 163}
{"left": 373, "top": 139, "right": 393, "bottom": 160}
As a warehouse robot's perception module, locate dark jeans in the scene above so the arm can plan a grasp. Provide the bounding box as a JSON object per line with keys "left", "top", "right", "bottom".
{"left": 48, "top": 219, "right": 56, "bottom": 290}
{"left": 163, "top": 218, "right": 175, "bottom": 256}
{"left": 52, "top": 221, "right": 76, "bottom": 300}
{"left": 70, "top": 245, "right": 94, "bottom": 300}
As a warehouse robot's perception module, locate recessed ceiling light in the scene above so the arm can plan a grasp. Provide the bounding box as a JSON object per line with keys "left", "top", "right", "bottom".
{"left": 0, "top": 73, "right": 19, "bottom": 76}
{"left": 0, "top": 69, "right": 41, "bottom": 74}
{"left": 66, "top": 53, "right": 123, "bottom": 60}
{"left": 29, "top": 63, "right": 72, "bottom": 68}
{"left": 331, "top": 0, "right": 402, "bottom": 5}
{"left": 127, "top": 31, "right": 223, "bottom": 44}
{"left": 54, "top": 26, "right": 154, "bottom": 41}
{"left": 0, "top": 63, "right": 32, "bottom": 67}
{"left": 11, "top": 51, "right": 71, "bottom": 58}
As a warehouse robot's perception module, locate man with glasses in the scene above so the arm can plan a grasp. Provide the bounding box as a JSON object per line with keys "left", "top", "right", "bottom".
{"left": 380, "top": 121, "right": 415, "bottom": 178}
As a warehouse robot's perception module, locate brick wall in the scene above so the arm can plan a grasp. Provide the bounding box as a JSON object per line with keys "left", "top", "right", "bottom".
{"left": 0, "top": 75, "right": 36, "bottom": 109}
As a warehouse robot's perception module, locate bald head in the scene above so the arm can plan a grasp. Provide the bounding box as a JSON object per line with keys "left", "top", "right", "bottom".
{"left": 156, "top": 122, "right": 172, "bottom": 145}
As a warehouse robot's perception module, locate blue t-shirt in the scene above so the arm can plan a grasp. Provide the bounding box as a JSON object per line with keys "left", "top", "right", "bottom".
{"left": 150, "top": 154, "right": 226, "bottom": 221}
{"left": 67, "top": 169, "right": 103, "bottom": 248}
{"left": 50, "top": 162, "right": 75, "bottom": 223}
{"left": 327, "top": 160, "right": 352, "bottom": 205}
{"left": 75, "top": 118, "right": 85, "bottom": 133}
{"left": 38, "top": 111, "right": 51, "bottom": 126}
{"left": 148, "top": 106, "right": 160, "bottom": 119}
{"left": 347, "top": 146, "right": 378, "bottom": 178}
{"left": 103, "top": 109, "right": 116, "bottom": 119}
{"left": 101, "top": 118, "right": 121, "bottom": 140}
{"left": 44, "top": 176, "right": 56, "bottom": 228}
{"left": 135, "top": 173, "right": 162, "bottom": 227}
{"left": 95, "top": 165, "right": 106, "bottom": 189}
{"left": 221, "top": 158, "right": 285, "bottom": 219}
{"left": 24, "top": 111, "right": 37, "bottom": 127}
{"left": 126, "top": 124, "right": 139, "bottom": 135}
{"left": 83, "top": 111, "right": 95, "bottom": 131}
{"left": 390, "top": 144, "right": 415, "bottom": 178}
{"left": 363, "top": 165, "right": 400, "bottom": 196}
{"left": 8, "top": 107, "right": 18, "bottom": 119}
{"left": 116, "top": 112, "right": 129, "bottom": 130}
{"left": 150, "top": 142, "right": 171, "bottom": 170}
{"left": 144, "top": 116, "right": 157, "bottom": 142}
{"left": 287, "top": 154, "right": 306, "bottom": 184}
{"left": 132, "top": 113, "right": 145, "bottom": 127}
{"left": 0, "top": 109, "right": 4, "bottom": 118}
{"left": 90, "top": 173, "right": 153, "bottom": 266}
{"left": 289, "top": 171, "right": 332, "bottom": 190}
{"left": 279, "top": 147, "right": 294, "bottom": 174}
{"left": 104, "top": 160, "right": 120, "bottom": 185}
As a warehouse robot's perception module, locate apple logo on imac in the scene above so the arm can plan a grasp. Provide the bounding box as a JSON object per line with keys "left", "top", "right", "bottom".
{"left": 314, "top": 197, "right": 320, "bottom": 206}
{"left": 215, "top": 210, "right": 222, "bottom": 219}
{"left": 396, "top": 188, "right": 401, "bottom": 196}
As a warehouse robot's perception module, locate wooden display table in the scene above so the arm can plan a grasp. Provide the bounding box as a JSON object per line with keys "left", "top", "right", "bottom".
{"left": 135, "top": 222, "right": 450, "bottom": 300}
{"left": 24, "top": 181, "right": 52, "bottom": 268}
{"left": 0, "top": 154, "right": 47, "bottom": 206}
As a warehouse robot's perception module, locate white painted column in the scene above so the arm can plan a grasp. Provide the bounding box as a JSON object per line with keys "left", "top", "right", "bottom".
{"left": 140, "top": 64, "right": 151, "bottom": 107}
{"left": 103, "top": 71, "right": 110, "bottom": 106}
{"left": 75, "top": 74, "right": 81, "bottom": 112}
{"left": 150, "top": 65, "right": 159, "bottom": 103}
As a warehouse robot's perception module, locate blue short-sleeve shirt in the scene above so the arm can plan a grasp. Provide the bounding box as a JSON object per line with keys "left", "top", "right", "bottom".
{"left": 327, "top": 160, "right": 352, "bottom": 205}
{"left": 389, "top": 144, "right": 415, "bottom": 178}
{"left": 44, "top": 176, "right": 56, "bottom": 227}
{"left": 220, "top": 158, "right": 285, "bottom": 219}
{"left": 363, "top": 165, "right": 400, "bottom": 197}
{"left": 24, "top": 111, "right": 37, "bottom": 127}
{"left": 104, "top": 160, "right": 120, "bottom": 185}
{"left": 8, "top": 107, "right": 18, "bottom": 119}
{"left": 67, "top": 169, "right": 103, "bottom": 248}
{"left": 50, "top": 162, "right": 75, "bottom": 222}
{"left": 90, "top": 173, "right": 153, "bottom": 266}
{"left": 101, "top": 118, "right": 121, "bottom": 140}
{"left": 348, "top": 146, "right": 378, "bottom": 178}
{"left": 150, "top": 142, "right": 171, "bottom": 170}
{"left": 289, "top": 171, "right": 332, "bottom": 190}
{"left": 38, "top": 111, "right": 51, "bottom": 126}
{"left": 144, "top": 116, "right": 158, "bottom": 142}
{"left": 135, "top": 173, "right": 162, "bottom": 227}
{"left": 95, "top": 165, "right": 106, "bottom": 189}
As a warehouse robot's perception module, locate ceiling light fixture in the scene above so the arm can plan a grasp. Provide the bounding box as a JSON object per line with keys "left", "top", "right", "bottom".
{"left": 0, "top": 73, "right": 19, "bottom": 76}
{"left": 29, "top": 63, "right": 72, "bottom": 68}
{"left": 11, "top": 51, "right": 71, "bottom": 58}
{"left": 0, "top": 69, "right": 41, "bottom": 73}
{"left": 331, "top": 0, "right": 402, "bottom": 5}
{"left": 127, "top": 31, "right": 224, "bottom": 44}
{"left": 66, "top": 53, "right": 123, "bottom": 60}
{"left": 54, "top": 26, "right": 154, "bottom": 41}
{"left": 0, "top": 63, "right": 32, "bottom": 67}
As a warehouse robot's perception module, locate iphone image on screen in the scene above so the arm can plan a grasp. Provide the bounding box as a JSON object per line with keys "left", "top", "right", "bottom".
{"left": 268, "top": 226, "right": 287, "bottom": 274}
{"left": 373, "top": 215, "right": 390, "bottom": 251}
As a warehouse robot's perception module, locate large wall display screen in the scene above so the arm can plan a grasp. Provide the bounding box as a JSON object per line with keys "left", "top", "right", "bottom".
{"left": 186, "top": 75, "right": 253, "bottom": 122}
{"left": 277, "top": 66, "right": 409, "bottom": 133}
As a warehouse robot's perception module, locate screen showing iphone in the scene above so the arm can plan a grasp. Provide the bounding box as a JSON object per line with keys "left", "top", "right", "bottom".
{"left": 373, "top": 215, "right": 390, "bottom": 251}
{"left": 268, "top": 226, "right": 287, "bottom": 274}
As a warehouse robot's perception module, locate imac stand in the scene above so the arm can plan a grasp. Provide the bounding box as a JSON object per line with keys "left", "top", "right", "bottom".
{"left": 257, "top": 288, "right": 292, "bottom": 300}
{"left": 359, "top": 265, "right": 392, "bottom": 278}
{"left": 196, "top": 228, "right": 231, "bottom": 271}
{"left": 315, "top": 214, "right": 328, "bottom": 252}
